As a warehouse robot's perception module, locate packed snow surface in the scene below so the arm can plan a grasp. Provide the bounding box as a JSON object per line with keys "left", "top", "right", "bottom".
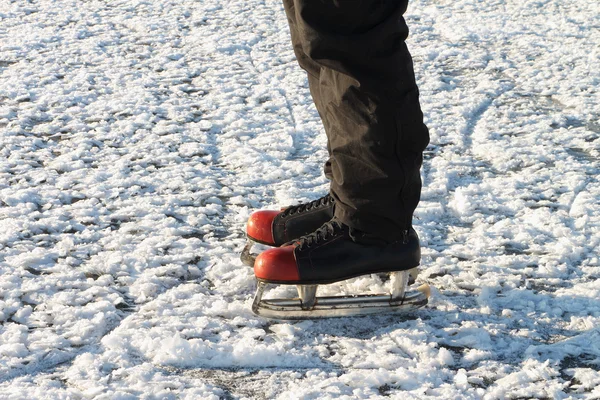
{"left": 1, "top": 0, "right": 599, "bottom": 398}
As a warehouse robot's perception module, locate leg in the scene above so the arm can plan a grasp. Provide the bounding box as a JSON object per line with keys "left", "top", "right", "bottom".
{"left": 282, "top": 0, "right": 335, "bottom": 179}
{"left": 282, "top": 0, "right": 430, "bottom": 240}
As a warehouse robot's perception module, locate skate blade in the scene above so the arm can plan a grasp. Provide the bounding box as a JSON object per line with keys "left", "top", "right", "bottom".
{"left": 252, "top": 284, "right": 430, "bottom": 320}
{"left": 241, "top": 239, "right": 286, "bottom": 267}
{"left": 240, "top": 240, "right": 257, "bottom": 267}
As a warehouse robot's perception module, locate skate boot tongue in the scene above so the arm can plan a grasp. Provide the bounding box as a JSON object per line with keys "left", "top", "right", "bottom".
{"left": 281, "top": 194, "right": 334, "bottom": 217}
{"left": 292, "top": 219, "right": 392, "bottom": 249}
{"left": 291, "top": 219, "right": 346, "bottom": 250}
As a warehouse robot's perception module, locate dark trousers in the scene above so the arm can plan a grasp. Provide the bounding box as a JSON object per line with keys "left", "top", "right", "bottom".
{"left": 282, "top": 0, "right": 430, "bottom": 241}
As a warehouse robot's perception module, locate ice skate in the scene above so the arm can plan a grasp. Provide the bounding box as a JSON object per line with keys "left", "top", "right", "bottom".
{"left": 251, "top": 219, "right": 430, "bottom": 319}
{"left": 241, "top": 194, "right": 335, "bottom": 266}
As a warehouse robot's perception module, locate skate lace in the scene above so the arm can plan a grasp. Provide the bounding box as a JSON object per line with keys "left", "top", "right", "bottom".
{"left": 294, "top": 220, "right": 345, "bottom": 251}
{"left": 281, "top": 194, "right": 334, "bottom": 218}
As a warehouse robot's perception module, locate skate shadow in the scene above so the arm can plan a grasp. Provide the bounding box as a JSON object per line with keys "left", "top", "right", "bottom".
{"left": 296, "top": 287, "right": 600, "bottom": 372}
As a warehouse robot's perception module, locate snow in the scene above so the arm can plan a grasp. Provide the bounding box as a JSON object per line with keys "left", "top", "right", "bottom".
{"left": 0, "top": 0, "right": 599, "bottom": 398}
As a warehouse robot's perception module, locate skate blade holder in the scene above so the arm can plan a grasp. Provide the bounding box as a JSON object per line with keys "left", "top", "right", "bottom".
{"left": 252, "top": 269, "right": 431, "bottom": 320}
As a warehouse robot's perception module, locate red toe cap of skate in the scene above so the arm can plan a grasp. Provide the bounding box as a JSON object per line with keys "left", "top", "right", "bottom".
{"left": 254, "top": 245, "right": 300, "bottom": 283}
{"left": 246, "top": 210, "right": 279, "bottom": 245}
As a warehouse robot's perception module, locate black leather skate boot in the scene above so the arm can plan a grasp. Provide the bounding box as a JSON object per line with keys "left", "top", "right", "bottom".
{"left": 246, "top": 194, "right": 335, "bottom": 246}
{"left": 241, "top": 194, "right": 335, "bottom": 266}
{"left": 254, "top": 219, "right": 420, "bottom": 284}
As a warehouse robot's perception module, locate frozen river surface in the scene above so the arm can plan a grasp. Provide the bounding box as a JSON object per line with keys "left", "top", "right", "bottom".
{"left": 1, "top": 0, "right": 599, "bottom": 398}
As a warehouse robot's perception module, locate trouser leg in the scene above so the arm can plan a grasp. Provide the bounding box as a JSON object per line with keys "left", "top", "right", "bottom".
{"left": 282, "top": 4, "right": 334, "bottom": 180}
{"left": 282, "top": 0, "right": 429, "bottom": 241}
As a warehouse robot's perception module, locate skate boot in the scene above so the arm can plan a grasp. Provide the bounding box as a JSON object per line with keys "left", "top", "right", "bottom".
{"left": 241, "top": 194, "right": 335, "bottom": 266}
{"left": 251, "top": 219, "right": 431, "bottom": 319}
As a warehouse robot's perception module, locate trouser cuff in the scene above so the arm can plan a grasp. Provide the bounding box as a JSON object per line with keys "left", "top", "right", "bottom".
{"left": 334, "top": 201, "right": 410, "bottom": 242}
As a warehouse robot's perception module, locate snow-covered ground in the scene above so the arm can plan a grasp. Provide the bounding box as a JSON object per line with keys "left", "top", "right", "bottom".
{"left": 1, "top": 0, "right": 599, "bottom": 398}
